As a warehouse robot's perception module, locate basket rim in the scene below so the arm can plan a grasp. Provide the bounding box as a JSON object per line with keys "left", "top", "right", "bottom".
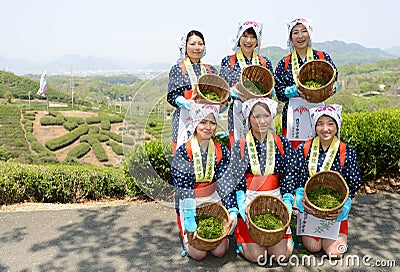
{"left": 195, "top": 74, "right": 230, "bottom": 104}
{"left": 303, "top": 170, "right": 349, "bottom": 212}
{"left": 239, "top": 65, "right": 275, "bottom": 99}
{"left": 246, "top": 194, "right": 291, "bottom": 233}
{"left": 297, "top": 59, "right": 336, "bottom": 90}
{"left": 192, "top": 201, "right": 230, "bottom": 242}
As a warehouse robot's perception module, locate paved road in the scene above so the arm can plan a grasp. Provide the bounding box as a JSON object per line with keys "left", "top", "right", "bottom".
{"left": 1, "top": 194, "right": 399, "bottom": 272}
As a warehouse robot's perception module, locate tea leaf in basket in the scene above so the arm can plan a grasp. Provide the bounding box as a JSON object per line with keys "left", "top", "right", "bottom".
{"left": 200, "top": 89, "right": 221, "bottom": 102}
{"left": 252, "top": 212, "right": 284, "bottom": 230}
{"left": 243, "top": 79, "right": 267, "bottom": 95}
{"left": 195, "top": 214, "right": 224, "bottom": 239}
{"left": 307, "top": 185, "right": 342, "bottom": 209}
{"left": 303, "top": 78, "right": 327, "bottom": 89}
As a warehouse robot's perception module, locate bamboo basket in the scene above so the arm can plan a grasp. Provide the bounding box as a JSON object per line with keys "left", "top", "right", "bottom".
{"left": 187, "top": 201, "right": 230, "bottom": 251}
{"left": 195, "top": 74, "right": 230, "bottom": 105}
{"left": 246, "top": 195, "right": 290, "bottom": 247}
{"left": 297, "top": 60, "right": 336, "bottom": 103}
{"left": 304, "top": 170, "right": 349, "bottom": 218}
{"left": 236, "top": 65, "right": 274, "bottom": 101}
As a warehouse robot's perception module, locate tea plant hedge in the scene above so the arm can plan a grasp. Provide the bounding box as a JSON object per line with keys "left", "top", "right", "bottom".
{"left": 0, "top": 162, "right": 142, "bottom": 204}
{"left": 45, "top": 124, "right": 89, "bottom": 151}
{"left": 341, "top": 107, "right": 400, "bottom": 180}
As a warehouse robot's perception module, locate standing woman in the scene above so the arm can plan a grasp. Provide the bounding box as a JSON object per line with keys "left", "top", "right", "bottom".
{"left": 274, "top": 18, "right": 338, "bottom": 150}
{"left": 171, "top": 103, "right": 237, "bottom": 260}
{"left": 219, "top": 21, "right": 274, "bottom": 149}
{"left": 167, "top": 30, "right": 217, "bottom": 155}
{"left": 286, "top": 104, "right": 362, "bottom": 258}
{"left": 221, "top": 98, "right": 295, "bottom": 263}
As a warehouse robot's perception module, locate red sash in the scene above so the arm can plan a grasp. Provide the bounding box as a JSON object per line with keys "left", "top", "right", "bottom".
{"left": 245, "top": 173, "right": 280, "bottom": 191}
{"left": 194, "top": 182, "right": 217, "bottom": 198}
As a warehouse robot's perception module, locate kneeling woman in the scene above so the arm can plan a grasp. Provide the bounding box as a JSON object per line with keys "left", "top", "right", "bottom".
{"left": 287, "top": 105, "right": 362, "bottom": 258}
{"left": 171, "top": 103, "right": 237, "bottom": 260}
{"left": 224, "top": 98, "right": 296, "bottom": 263}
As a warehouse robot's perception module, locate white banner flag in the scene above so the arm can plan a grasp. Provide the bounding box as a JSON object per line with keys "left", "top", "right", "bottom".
{"left": 37, "top": 71, "right": 47, "bottom": 97}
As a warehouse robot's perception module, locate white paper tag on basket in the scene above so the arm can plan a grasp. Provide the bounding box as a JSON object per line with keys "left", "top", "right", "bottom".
{"left": 296, "top": 212, "right": 340, "bottom": 240}
{"left": 287, "top": 98, "right": 324, "bottom": 141}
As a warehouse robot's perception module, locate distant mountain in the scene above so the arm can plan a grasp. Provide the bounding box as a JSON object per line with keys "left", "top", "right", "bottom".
{"left": 44, "top": 55, "right": 123, "bottom": 73}
{"left": 385, "top": 46, "right": 400, "bottom": 57}
{"left": 260, "top": 40, "right": 397, "bottom": 67}
{"left": 1, "top": 40, "right": 398, "bottom": 75}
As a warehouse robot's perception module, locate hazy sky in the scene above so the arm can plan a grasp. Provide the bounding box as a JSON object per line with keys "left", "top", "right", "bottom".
{"left": 1, "top": 0, "right": 398, "bottom": 66}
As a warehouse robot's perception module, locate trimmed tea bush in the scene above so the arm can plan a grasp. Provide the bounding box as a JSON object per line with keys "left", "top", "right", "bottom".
{"left": 67, "top": 142, "right": 91, "bottom": 159}
{"left": 0, "top": 162, "right": 142, "bottom": 204}
{"left": 45, "top": 124, "right": 89, "bottom": 151}
{"left": 341, "top": 107, "right": 400, "bottom": 180}
{"left": 125, "top": 140, "right": 173, "bottom": 200}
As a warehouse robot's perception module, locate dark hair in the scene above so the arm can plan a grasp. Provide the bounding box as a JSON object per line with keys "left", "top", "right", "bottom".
{"left": 237, "top": 27, "right": 258, "bottom": 47}
{"left": 315, "top": 115, "right": 339, "bottom": 136}
{"left": 186, "top": 30, "right": 205, "bottom": 45}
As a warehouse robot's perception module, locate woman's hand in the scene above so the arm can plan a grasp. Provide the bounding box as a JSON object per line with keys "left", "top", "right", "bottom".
{"left": 190, "top": 91, "right": 198, "bottom": 100}
{"left": 228, "top": 213, "right": 237, "bottom": 235}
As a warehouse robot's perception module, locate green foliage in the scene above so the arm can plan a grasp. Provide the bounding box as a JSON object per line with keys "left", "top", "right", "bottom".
{"left": 97, "top": 134, "right": 109, "bottom": 142}
{"left": 0, "top": 105, "right": 32, "bottom": 162}
{"left": 100, "top": 130, "right": 122, "bottom": 142}
{"left": 65, "top": 116, "right": 85, "bottom": 125}
{"left": 341, "top": 107, "right": 400, "bottom": 180}
{"left": 64, "top": 121, "right": 78, "bottom": 131}
{"left": 86, "top": 116, "right": 102, "bottom": 124}
{"left": 0, "top": 71, "right": 72, "bottom": 103}
{"left": 88, "top": 125, "right": 100, "bottom": 134}
{"left": 0, "top": 146, "right": 13, "bottom": 161}
{"left": 40, "top": 113, "right": 65, "bottom": 126}
{"left": 66, "top": 142, "right": 91, "bottom": 159}
{"left": 125, "top": 140, "right": 173, "bottom": 200}
{"left": 123, "top": 136, "right": 134, "bottom": 145}
{"left": 0, "top": 162, "right": 142, "bottom": 204}
{"left": 108, "top": 141, "right": 124, "bottom": 155}
{"left": 101, "top": 118, "right": 111, "bottom": 130}
{"left": 45, "top": 124, "right": 89, "bottom": 151}
{"left": 92, "top": 140, "right": 108, "bottom": 162}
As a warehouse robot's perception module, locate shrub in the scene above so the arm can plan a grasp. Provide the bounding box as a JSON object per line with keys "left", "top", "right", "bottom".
{"left": 125, "top": 140, "right": 173, "bottom": 201}
{"left": 341, "top": 107, "right": 400, "bottom": 180}
{"left": 67, "top": 142, "right": 91, "bottom": 159}
{"left": 88, "top": 125, "right": 100, "bottom": 134}
{"left": 64, "top": 121, "right": 78, "bottom": 131}
{"left": 86, "top": 116, "right": 101, "bottom": 124}
{"left": 40, "top": 116, "right": 65, "bottom": 126}
{"left": 0, "top": 162, "right": 142, "bottom": 204}
{"left": 101, "top": 119, "right": 111, "bottom": 130}
{"left": 45, "top": 124, "right": 89, "bottom": 151}
{"left": 108, "top": 141, "right": 124, "bottom": 155}
{"left": 100, "top": 130, "right": 122, "bottom": 142}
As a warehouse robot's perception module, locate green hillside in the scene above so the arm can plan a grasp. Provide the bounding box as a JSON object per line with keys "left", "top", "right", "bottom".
{"left": 260, "top": 40, "right": 396, "bottom": 67}
{"left": 0, "top": 70, "right": 71, "bottom": 103}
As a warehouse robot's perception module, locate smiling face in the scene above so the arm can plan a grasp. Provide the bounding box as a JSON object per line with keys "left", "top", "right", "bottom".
{"left": 186, "top": 34, "right": 205, "bottom": 63}
{"left": 195, "top": 113, "right": 217, "bottom": 143}
{"left": 249, "top": 103, "right": 272, "bottom": 138}
{"left": 239, "top": 29, "right": 258, "bottom": 57}
{"left": 315, "top": 115, "right": 338, "bottom": 145}
{"left": 290, "top": 23, "right": 310, "bottom": 50}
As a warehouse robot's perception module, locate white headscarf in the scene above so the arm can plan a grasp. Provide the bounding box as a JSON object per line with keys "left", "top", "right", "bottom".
{"left": 242, "top": 97, "right": 278, "bottom": 132}
{"left": 177, "top": 103, "right": 220, "bottom": 147}
{"left": 177, "top": 31, "right": 207, "bottom": 63}
{"left": 231, "top": 20, "right": 263, "bottom": 53}
{"left": 310, "top": 104, "right": 342, "bottom": 139}
{"left": 287, "top": 18, "right": 313, "bottom": 52}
